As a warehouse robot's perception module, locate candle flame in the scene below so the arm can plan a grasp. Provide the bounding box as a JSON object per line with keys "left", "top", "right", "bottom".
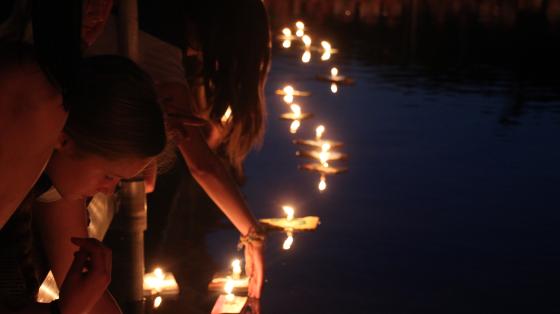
{"left": 231, "top": 259, "right": 242, "bottom": 278}
{"left": 283, "top": 232, "right": 294, "bottom": 250}
{"left": 282, "top": 205, "right": 295, "bottom": 221}
{"left": 290, "top": 104, "right": 301, "bottom": 118}
{"left": 319, "top": 151, "right": 330, "bottom": 165}
{"left": 302, "top": 35, "right": 312, "bottom": 47}
{"left": 283, "top": 94, "right": 294, "bottom": 104}
{"left": 321, "top": 51, "right": 331, "bottom": 61}
{"left": 224, "top": 278, "right": 235, "bottom": 295}
{"left": 221, "top": 106, "right": 232, "bottom": 124}
{"left": 330, "top": 83, "right": 338, "bottom": 93}
{"left": 282, "top": 28, "right": 292, "bottom": 37}
{"left": 289, "top": 120, "right": 301, "bottom": 134}
{"left": 321, "top": 143, "right": 331, "bottom": 152}
{"left": 154, "top": 267, "right": 164, "bottom": 280}
{"left": 301, "top": 50, "right": 311, "bottom": 63}
{"left": 296, "top": 29, "right": 304, "bottom": 37}
{"left": 295, "top": 21, "right": 305, "bottom": 30}
{"left": 153, "top": 296, "right": 163, "bottom": 309}
{"left": 331, "top": 67, "right": 339, "bottom": 78}
{"left": 321, "top": 41, "right": 332, "bottom": 51}
{"left": 315, "top": 125, "right": 325, "bottom": 140}
{"left": 318, "top": 175, "right": 327, "bottom": 191}
{"left": 282, "top": 39, "right": 291, "bottom": 48}
{"left": 283, "top": 85, "right": 294, "bottom": 95}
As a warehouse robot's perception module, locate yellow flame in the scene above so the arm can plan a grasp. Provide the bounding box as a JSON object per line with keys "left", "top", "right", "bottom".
{"left": 315, "top": 125, "right": 325, "bottom": 140}
{"left": 289, "top": 120, "right": 301, "bottom": 134}
{"left": 302, "top": 35, "right": 312, "bottom": 47}
{"left": 290, "top": 104, "right": 302, "bottom": 118}
{"left": 154, "top": 296, "right": 163, "bottom": 308}
{"left": 282, "top": 39, "right": 291, "bottom": 48}
{"left": 330, "top": 83, "right": 338, "bottom": 93}
{"left": 321, "top": 51, "right": 331, "bottom": 61}
{"left": 231, "top": 259, "right": 242, "bottom": 278}
{"left": 296, "top": 29, "right": 304, "bottom": 37}
{"left": 282, "top": 205, "right": 295, "bottom": 221}
{"left": 331, "top": 67, "right": 339, "bottom": 77}
{"left": 319, "top": 151, "right": 330, "bottom": 165}
{"left": 282, "top": 28, "right": 292, "bottom": 37}
{"left": 283, "top": 85, "right": 294, "bottom": 95}
{"left": 321, "top": 143, "right": 331, "bottom": 152}
{"left": 283, "top": 232, "right": 294, "bottom": 250}
{"left": 154, "top": 268, "right": 164, "bottom": 280}
{"left": 295, "top": 21, "right": 305, "bottom": 30}
{"left": 301, "top": 50, "right": 311, "bottom": 63}
{"left": 224, "top": 278, "right": 235, "bottom": 295}
{"left": 221, "top": 106, "right": 232, "bottom": 124}
{"left": 321, "top": 41, "right": 332, "bottom": 51}
{"left": 318, "top": 175, "right": 327, "bottom": 191}
{"left": 283, "top": 94, "right": 294, "bottom": 104}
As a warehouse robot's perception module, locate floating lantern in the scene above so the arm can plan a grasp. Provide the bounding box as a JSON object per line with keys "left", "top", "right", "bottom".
{"left": 280, "top": 103, "right": 313, "bottom": 121}
{"left": 301, "top": 50, "right": 311, "bottom": 63}
{"left": 316, "top": 67, "right": 355, "bottom": 85}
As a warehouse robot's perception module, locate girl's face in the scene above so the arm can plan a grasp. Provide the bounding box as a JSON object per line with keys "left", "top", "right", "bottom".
{"left": 46, "top": 134, "right": 153, "bottom": 200}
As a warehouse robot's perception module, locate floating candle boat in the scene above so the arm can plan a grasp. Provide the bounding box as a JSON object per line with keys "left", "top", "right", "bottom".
{"left": 280, "top": 104, "right": 313, "bottom": 121}
{"left": 316, "top": 67, "right": 355, "bottom": 85}
{"left": 295, "top": 148, "right": 348, "bottom": 163}
{"left": 143, "top": 267, "right": 179, "bottom": 297}
{"left": 275, "top": 85, "right": 311, "bottom": 96}
{"left": 293, "top": 125, "right": 344, "bottom": 149}
{"left": 211, "top": 277, "right": 247, "bottom": 314}
{"left": 299, "top": 162, "right": 348, "bottom": 175}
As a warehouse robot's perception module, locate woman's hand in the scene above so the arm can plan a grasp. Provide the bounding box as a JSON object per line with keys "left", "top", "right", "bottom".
{"left": 58, "top": 237, "right": 112, "bottom": 314}
{"left": 244, "top": 240, "right": 264, "bottom": 299}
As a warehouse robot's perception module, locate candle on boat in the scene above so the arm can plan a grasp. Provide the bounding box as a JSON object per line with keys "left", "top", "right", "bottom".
{"left": 231, "top": 259, "right": 242, "bottom": 280}
{"left": 280, "top": 103, "right": 313, "bottom": 121}
{"left": 316, "top": 67, "right": 355, "bottom": 84}
{"left": 293, "top": 125, "right": 344, "bottom": 149}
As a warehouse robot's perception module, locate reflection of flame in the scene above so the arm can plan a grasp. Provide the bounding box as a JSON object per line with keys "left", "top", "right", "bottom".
{"left": 331, "top": 67, "right": 339, "bottom": 78}
{"left": 221, "top": 106, "right": 232, "bottom": 123}
{"left": 315, "top": 125, "right": 325, "bottom": 140}
{"left": 231, "top": 259, "right": 242, "bottom": 279}
{"left": 321, "top": 51, "right": 331, "bottom": 61}
{"left": 290, "top": 120, "right": 301, "bottom": 134}
{"left": 283, "top": 94, "right": 294, "bottom": 104}
{"left": 330, "top": 83, "right": 338, "bottom": 93}
{"left": 301, "top": 50, "right": 311, "bottom": 63}
{"left": 321, "top": 41, "right": 332, "bottom": 51}
{"left": 282, "top": 28, "right": 292, "bottom": 37}
{"left": 318, "top": 175, "right": 327, "bottom": 191}
{"left": 283, "top": 232, "right": 294, "bottom": 250}
{"left": 154, "top": 296, "right": 163, "bottom": 309}
{"left": 296, "top": 29, "right": 304, "bottom": 37}
{"left": 321, "top": 143, "right": 331, "bottom": 152}
{"left": 282, "top": 39, "right": 291, "bottom": 48}
{"left": 282, "top": 205, "right": 295, "bottom": 221}
{"left": 295, "top": 21, "right": 305, "bottom": 30}
{"left": 290, "top": 104, "right": 301, "bottom": 118}
{"left": 319, "top": 151, "right": 330, "bottom": 165}
{"left": 302, "top": 35, "right": 311, "bottom": 47}
{"left": 224, "top": 278, "right": 235, "bottom": 294}
{"left": 154, "top": 268, "right": 164, "bottom": 280}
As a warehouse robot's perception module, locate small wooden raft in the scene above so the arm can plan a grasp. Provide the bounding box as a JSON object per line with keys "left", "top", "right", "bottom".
{"left": 259, "top": 216, "right": 320, "bottom": 231}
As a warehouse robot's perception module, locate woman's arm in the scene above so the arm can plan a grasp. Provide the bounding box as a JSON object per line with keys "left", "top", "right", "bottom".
{"left": 34, "top": 198, "right": 122, "bottom": 314}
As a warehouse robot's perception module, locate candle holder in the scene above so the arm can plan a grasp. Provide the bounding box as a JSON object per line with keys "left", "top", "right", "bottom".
{"left": 316, "top": 67, "right": 355, "bottom": 85}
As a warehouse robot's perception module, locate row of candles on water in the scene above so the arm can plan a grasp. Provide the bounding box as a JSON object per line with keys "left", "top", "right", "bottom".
{"left": 144, "top": 20, "right": 353, "bottom": 313}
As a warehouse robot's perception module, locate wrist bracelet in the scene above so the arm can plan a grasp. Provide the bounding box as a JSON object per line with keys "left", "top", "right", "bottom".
{"left": 50, "top": 300, "right": 61, "bottom": 314}
{"left": 238, "top": 224, "right": 266, "bottom": 250}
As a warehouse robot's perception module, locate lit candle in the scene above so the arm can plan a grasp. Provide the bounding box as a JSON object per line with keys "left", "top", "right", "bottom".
{"left": 283, "top": 85, "right": 295, "bottom": 95}
{"left": 315, "top": 125, "right": 325, "bottom": 140}
{"left": 330, "top": 67, "right": 339, "bottom": 79}
{"left": 283, "top": 93, "right": 294, "bottom": 104}
{"left": 290, "top": 104, "right": 302, "bottom": 119}
{"left": 282, "top": 39, "right": 291, "bottom": 48}
{"left": 321, "top": 41, "right": 331, "bottom": 51}
{"left": 295, "top": 21, "right": 305, "bottom": 38}
{"left": 302, "top": 35, "right": 312, "bottom": 48}
{"left": 319, "top": 144, "right": 331, "bottom": 166}
{"left": 330, "top": 83, "right": 338, "bottom": 93}
{"left": 282, "top": 205, "right": 295, "bottom": 221}
{"left": 301, "top": 50, "right": 311, "bottom": 63}
{"left": 283, "top": 231, "right": 294, "bottom": 250}
{"left": 290, "top": 120, "right": 301, "bottom": 134}
{"left": 282, "top": 28, "right": 292, "bottom": 37}
{"left": 318, "top": 175, "right": 327, "bottom": 192}
{"left": 224, "top": 278, "right": 235, "bottom": 303}
{"left": 231, "top": 259, "right": 242, "bottom": 280}
{"left": 321, "top": 50, "right": 331, "bottom": 61}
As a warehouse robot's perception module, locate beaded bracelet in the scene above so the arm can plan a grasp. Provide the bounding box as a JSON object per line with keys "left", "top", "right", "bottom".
{"left": 238, "top": 224, "right": 266, "bottom": 250}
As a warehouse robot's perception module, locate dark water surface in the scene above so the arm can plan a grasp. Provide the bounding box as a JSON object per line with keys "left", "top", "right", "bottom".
{"left": 209, "top": 1, "right": 560, "bottom": 313}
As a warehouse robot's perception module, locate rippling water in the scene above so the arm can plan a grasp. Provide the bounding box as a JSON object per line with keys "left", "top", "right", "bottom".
{"left": 228, "top": 1, "right": 560, "bottom": 313}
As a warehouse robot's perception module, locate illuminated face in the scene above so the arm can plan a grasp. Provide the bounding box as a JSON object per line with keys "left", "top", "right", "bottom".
{"left": 46, "top": 135, "right": 153, "bottom": 200}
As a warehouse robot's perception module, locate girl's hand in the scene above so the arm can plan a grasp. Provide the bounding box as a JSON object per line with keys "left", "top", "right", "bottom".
{"left": 58, "top": 237, "right": 112, "bottom": 314}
